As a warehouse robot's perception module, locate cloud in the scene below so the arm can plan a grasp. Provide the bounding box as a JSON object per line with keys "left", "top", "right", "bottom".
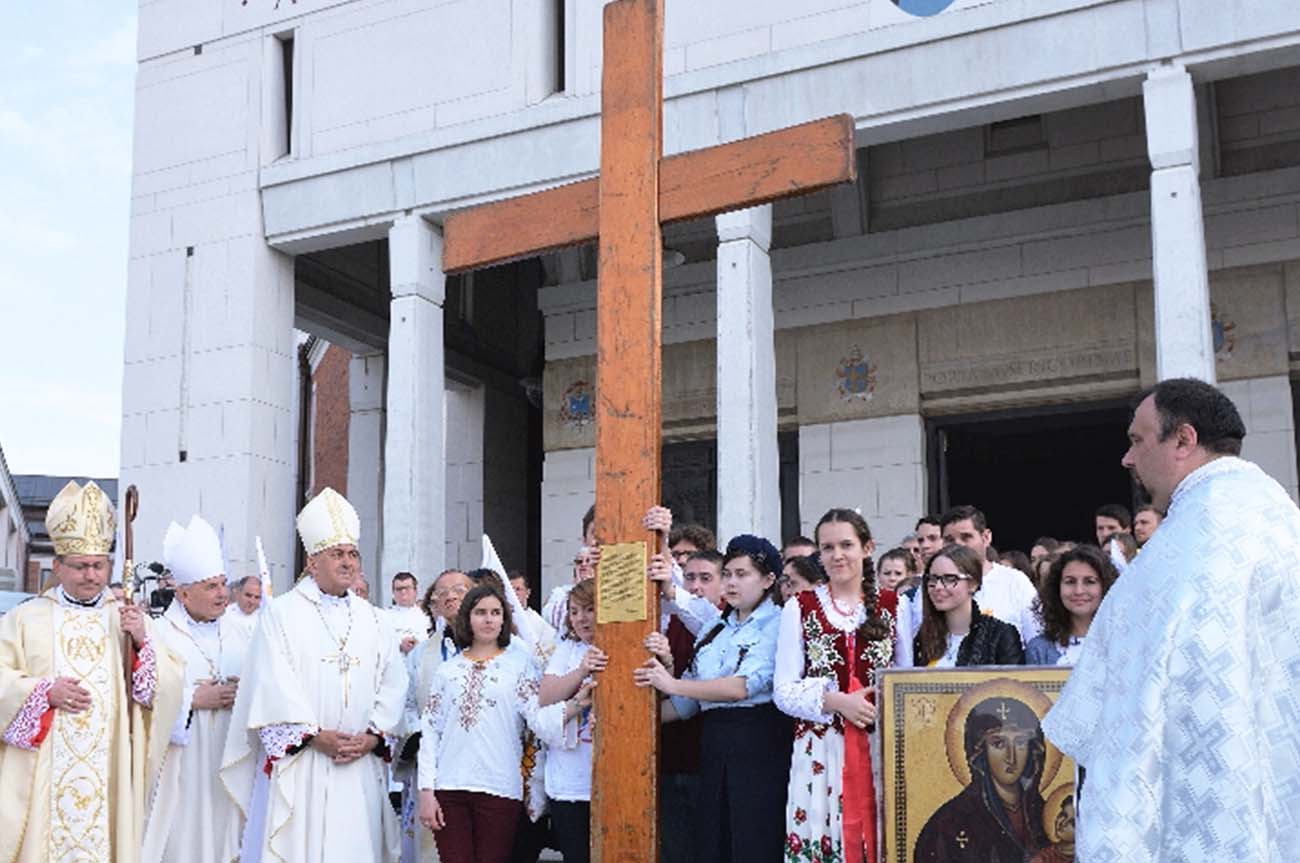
{"left": 86, "top": 16, "right": 138, "bottom": 68}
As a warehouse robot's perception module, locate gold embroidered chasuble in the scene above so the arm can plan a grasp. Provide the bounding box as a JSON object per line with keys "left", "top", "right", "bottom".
{"left": 0, "top": 591, "right": 183, "bottom": 863}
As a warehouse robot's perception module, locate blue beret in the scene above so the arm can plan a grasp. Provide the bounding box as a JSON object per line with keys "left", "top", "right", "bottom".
{"left": 724, "top": 534, "right": 783, "bottom": 577}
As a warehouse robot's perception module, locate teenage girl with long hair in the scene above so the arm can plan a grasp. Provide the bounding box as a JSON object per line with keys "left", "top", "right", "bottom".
{"left": 773, "top": 509, "right": 900, "bottom": 863}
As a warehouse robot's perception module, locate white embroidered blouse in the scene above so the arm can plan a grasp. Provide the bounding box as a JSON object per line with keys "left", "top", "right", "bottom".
{"left": 417, "top": 642, "right": 556, "bottom": 801}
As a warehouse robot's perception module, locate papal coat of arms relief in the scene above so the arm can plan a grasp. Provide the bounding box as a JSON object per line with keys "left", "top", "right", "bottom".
{"left": 836, "top": 346, "right": 878, "bottom": 402}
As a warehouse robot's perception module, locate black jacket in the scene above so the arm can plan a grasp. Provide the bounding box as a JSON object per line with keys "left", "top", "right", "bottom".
{"left": 913, "top": 599, "right": 1026, "bottom": 667}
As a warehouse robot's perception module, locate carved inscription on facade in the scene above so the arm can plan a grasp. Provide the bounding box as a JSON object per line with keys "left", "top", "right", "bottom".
{"left": 922, "top": 346, "right": 1136, "bottom": 392}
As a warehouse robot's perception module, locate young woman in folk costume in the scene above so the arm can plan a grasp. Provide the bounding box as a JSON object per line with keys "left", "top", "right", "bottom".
{"left": 774, "top": 509, "right": 901, "bottom": 863}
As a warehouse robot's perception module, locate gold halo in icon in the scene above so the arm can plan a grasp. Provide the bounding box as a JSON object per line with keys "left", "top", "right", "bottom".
{"left": 942, "top": 677, "right": 1061, "bottom": 789}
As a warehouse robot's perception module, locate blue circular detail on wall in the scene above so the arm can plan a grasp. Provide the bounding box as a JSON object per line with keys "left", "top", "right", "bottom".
{"left": 892, "top": 0, "right": 957, "bottom": 16}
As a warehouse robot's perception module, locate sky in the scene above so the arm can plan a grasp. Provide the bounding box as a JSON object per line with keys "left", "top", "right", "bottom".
{"left": 0, "top": 1, "right": 138, "bottom": 478}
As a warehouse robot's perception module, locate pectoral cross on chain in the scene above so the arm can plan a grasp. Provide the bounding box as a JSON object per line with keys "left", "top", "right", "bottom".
{"left": 322, "top": 650, "right": 361, "bottom": 708}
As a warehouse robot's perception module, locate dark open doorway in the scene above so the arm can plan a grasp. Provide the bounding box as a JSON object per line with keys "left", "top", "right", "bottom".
{"left": 926, "top": 400, "right": 1137, "bottom": 553}
{"left": 661, "top": 432, "right": 800, "bottom": 542}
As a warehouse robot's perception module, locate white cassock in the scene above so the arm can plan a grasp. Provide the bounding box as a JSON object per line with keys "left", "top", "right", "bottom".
{"left": 141, "top": 602, "right": 251, "bottom": 863}
{"left": 389, "top": 605, "right": 431, "bottom": 643}
{"left": 224, "top": 605, "right": 259, "bottom": 639}
{"left": 1044, "top": 457, "right": 1300, "bottom": 862}
{"left": 221, "top": 577, "right": 409, "bottom": 863}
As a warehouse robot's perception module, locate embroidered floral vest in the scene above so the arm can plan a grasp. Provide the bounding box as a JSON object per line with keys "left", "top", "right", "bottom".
{"left": 795, "top": 588, "right": 898, "bottom": 732}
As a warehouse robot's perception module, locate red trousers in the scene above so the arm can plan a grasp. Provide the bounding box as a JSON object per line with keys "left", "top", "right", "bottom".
{"left": 433, "top": 789, "right": 522, "bottom": 863}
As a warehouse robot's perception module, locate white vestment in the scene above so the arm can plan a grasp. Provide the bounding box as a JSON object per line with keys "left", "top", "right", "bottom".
{"left": 388, "top": 605, "right": 432, "bottom": 642}
{"left": 221, "top": 577, "right": 409, "bottom": 863}
{"left": 224, "top": 605, "right": 260, "bottom": 639}
{"left": 973, "top": 562, "right": 1041, "bottom": 645}
{"left": 142, "top": 602, "right": 251, "bottom": 863}
{"left": 1043, "top": 457, "right": 1300, "bottom": 862}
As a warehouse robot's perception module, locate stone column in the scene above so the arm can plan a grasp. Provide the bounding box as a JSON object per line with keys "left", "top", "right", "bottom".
{"left": 1144, "top": 66, "right": 1215, "bottom": 383}
{"left": 715, "top": 204, "right": 781, "bottom": 543}
{"left": 381, "top": 216, "right": 446, "bottom": 601}
{"left": 347, "top": 352, "right": 385, "bottom": 587}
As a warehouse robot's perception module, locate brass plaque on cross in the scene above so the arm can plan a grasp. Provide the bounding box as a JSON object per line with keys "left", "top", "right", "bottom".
{"left": 595, "top": 541, "right": 648, "bottom": 624}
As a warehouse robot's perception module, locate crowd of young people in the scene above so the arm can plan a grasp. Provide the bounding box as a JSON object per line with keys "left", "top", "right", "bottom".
{"left": 404, "top": 495, "right": 1145, "bottom": 863}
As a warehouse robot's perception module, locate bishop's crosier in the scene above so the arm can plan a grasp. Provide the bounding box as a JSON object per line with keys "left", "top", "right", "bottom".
{"left": 220, "top": 487, "right": 409, "bottom": 863}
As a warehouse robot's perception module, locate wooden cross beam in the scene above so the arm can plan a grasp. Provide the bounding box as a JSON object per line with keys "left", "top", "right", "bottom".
{"left": 440, "top": 2, "right": 856, "bottom": 860}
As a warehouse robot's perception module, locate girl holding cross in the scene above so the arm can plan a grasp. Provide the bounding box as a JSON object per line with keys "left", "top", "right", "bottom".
{"left": 636, "top": 534, "right": 791, "bottom": 863}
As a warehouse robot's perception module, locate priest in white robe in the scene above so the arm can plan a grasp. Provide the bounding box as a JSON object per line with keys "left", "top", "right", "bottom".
{"left": 1044, "top": 379, "right": 1300, "bottom": 862}
{"left": 0, "top": 480, "right": 183, "bottom": 863}
{"left": 224, "top": 574, "right": 263, "bottom": 639}
{"left": 141, "top": 515, "right": 251, "bottom": 863}
{"left": 389, "top": 571, "right": 431, "bottom": 655}
{"left": 221, "top": 487, "right": 409, "bottom": 863}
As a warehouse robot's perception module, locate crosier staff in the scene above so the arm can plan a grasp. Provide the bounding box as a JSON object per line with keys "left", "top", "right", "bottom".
{"left": 121, "top": 485, "right": 140, "bottom": 697}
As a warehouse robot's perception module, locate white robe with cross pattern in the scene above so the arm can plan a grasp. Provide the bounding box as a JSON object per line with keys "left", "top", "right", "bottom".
{"left": 221, "top": 577, "right": 409, "bottom": 863}
{"left": 1043, "top": 457, "right": 1300, "bottom": 863}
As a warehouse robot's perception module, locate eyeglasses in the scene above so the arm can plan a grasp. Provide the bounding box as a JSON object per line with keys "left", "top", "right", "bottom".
{"left": 433, "top": 585, "right": 469, "bottom": 601}
{"left": 924, "top": 573, "right": 974, "bottom": 590}
{"left": 63, "top": 560, "right": 110, "bottom": 574}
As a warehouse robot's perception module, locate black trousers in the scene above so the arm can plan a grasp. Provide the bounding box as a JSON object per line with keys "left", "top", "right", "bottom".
{"left": 696, "top": 704, "right": 792, "bottom": 863}
{"left": 550, "top": 800, "right": 590, "bottom": 863}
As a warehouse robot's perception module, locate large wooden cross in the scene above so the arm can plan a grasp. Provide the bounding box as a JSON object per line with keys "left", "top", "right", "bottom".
{"left": 442, "top": 1, "right": 856, "bottom": 858}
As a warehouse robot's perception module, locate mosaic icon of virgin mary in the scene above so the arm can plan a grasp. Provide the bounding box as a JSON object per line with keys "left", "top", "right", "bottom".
{"left": 913, "top": 696, "right": 1052, "bottom": 862}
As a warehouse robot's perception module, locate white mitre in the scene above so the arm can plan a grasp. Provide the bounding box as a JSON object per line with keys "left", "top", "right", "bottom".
{"left": 296, "top": 487, "right": 360, "bottom": 555}
{"left": 162, "top": 514, "right": 226, "bottom": 586}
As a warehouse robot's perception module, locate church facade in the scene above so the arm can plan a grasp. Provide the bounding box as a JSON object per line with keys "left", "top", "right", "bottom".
{"left": 122, "top": 0, "right": 1300, "bottom": 601}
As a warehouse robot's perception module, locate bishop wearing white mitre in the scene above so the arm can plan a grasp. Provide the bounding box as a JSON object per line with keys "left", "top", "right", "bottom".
{"left": 0, "top": 480, "right": 183, "bottom": 863}
{"left": 141, "top": 515, "right": 251, "bottom": 863}
{"left": 221, "top": 487, "right": 409, "bottom": 863}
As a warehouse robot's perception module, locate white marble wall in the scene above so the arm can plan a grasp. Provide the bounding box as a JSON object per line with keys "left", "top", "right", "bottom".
{"left": 444, "top": 382, "right": 487, "bottom": 573}
{"left": 798, "top": 415, "right": 926, "bottom": 553}
{"left": 1221, "top": 375, "right": 1299, "bottom": 502}
{"left": 540, "top": 447, "right": 595, "bottom": 600}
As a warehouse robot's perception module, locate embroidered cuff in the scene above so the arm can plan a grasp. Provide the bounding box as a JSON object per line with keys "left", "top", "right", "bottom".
{"left": 131, "top": 638, "right": 158, "bottom": 707}
{"left": 399, "top": 731, "right": 421, "bottom": 763}
{"left": 774, "top": 677, "right": 836, "bottom": 725}
{"left": 259, "top": 723, "right": 317, "bottom": 774}
{"left": 369, "top": 728, "right": 395, "bottom": 763}
{"left": 3, "top": 679, "right": 54, "bottom": 750}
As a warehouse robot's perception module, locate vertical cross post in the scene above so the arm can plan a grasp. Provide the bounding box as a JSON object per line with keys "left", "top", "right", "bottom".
{"left": 590, "top": 0, "right": 663, "bottom": 860}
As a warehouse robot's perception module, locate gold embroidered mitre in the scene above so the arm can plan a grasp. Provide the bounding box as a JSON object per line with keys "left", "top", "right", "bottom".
{"left": 46, "top": 480, "right": 117, "bottom": 556}
{"left": 296, "top": 487, "right": 360, "bottom": 556}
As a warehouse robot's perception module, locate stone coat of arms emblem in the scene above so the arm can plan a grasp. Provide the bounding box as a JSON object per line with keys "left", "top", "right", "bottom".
{"left": 835, "top": 346, "right": 877, "bottom": 402}
{"left": 560, "top": 380, "right": 594, "bottom": 429}
{"left": 1211, "top": 302, "right": 1236, "bottom": 359}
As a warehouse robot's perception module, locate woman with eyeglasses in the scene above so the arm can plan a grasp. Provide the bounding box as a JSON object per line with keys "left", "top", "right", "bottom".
{"left": 913, "top": 544, "right": 1024, "bottom": 667}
